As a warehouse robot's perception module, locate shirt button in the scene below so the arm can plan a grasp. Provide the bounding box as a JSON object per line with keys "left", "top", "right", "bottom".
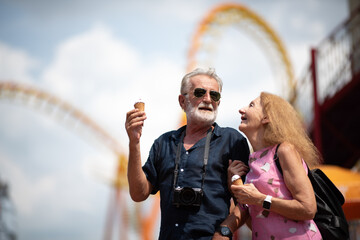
{"left": 175, "top": 223, "right": 179, "bottom": 227}
{"left": 186, "top": 151, "right": 189, "bottom": 155}
{"left": 180, "top": 169, "right": 184, "bottom": 172}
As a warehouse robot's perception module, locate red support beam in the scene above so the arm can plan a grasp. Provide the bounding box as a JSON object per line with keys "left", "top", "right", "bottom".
{"left": 310, "top": 48, "right": 323, "bottom": 157}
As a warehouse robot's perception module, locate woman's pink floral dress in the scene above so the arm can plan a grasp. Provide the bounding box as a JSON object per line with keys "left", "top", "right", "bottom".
{"left": 244, "top": 145, "right": 322, "bottom": 239}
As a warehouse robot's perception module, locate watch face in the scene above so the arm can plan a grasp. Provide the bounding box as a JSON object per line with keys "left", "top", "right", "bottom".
{"left": 221, "top": 226, "right": 231, "bottom": 237}
{"left": 263, "top": 200, "right": 271, "bottom": 210}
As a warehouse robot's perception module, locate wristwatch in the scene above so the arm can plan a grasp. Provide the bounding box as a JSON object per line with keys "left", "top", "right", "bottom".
{"left": 216, "top": 225, "right": 232, "bottom": 238}
{"left": 263, "top": 195, "right": 272, "bottom": 210}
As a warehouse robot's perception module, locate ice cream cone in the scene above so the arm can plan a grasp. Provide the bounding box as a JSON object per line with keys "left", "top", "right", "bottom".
{"left": 134, "top": 101, "right": 145, "bottom": 111}
{"left": 231, "top": 174, "right": 243, "bottom": 185}
{"left": 233, "top": 178, "right": 243, "bottom": 185}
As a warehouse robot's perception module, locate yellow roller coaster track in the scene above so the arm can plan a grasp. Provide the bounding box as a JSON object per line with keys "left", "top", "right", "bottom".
{"left": 0, "top": 81, "right": 152, "bottom": 239}
{"left": 0, "top": 81, "right": 128, "bottom": 187}
{"left": 187, "top": 3, "right": 296, "bottom": 103}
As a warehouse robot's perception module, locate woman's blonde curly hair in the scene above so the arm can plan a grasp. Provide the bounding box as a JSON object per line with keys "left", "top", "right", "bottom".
{"left": 260, "top": 92, "right": 322, "bottom": 168}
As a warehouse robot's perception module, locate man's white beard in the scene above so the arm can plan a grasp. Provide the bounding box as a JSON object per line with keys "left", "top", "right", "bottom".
{"left": 185, "top": 100, "right": 217, "bottom": 126}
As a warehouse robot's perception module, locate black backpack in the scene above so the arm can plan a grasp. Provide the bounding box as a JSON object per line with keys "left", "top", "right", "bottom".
{"left": 273, "top": 144, "right": 349, "bottom": 240}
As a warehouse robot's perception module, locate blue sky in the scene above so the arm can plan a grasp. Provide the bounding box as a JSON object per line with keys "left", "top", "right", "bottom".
{"left": 0, "top": 0, "right": 349, "bottom": 239}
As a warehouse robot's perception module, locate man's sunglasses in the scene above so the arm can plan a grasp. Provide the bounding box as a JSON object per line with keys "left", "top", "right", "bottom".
{"left": 192, "top": 88, "right": 221, "bottom": 102}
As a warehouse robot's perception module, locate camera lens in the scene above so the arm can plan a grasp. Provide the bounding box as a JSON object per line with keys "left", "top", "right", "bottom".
{"left": 179, "top": 187, "right": 196, "bottom": 205}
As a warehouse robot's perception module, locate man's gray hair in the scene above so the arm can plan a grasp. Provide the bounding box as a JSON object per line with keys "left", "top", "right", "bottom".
{"left": 180, "top": 67, "right": 223, "bottom": 95}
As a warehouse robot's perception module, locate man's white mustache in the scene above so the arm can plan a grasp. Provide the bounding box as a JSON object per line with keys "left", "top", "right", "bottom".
{"left": 198, "top": 103, "right": 213, "bottom": 110}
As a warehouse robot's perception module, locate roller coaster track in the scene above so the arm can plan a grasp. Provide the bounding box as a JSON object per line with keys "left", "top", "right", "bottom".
{"left": 0, "top": 79, "right": 130, "bottom": 187}
{"left": 0, "top": 81, "right": 132, "bottom": 239}
{"left": 0, "top": 81, "right": 160, "bottom": 240}
{"left": 0, "top": 82, "right": 124, "bottom": 156}
{"left": 187, "top": 3, "right": 296, "bottom": 103}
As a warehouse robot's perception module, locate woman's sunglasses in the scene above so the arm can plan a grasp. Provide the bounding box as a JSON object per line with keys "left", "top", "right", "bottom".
{"left": 192, "top": 88, "right": 221, "bottom": 102}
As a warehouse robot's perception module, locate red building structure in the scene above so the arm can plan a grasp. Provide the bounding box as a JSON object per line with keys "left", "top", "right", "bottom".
{"left": 295, "top": 4, "right": 360, "bottom": 169}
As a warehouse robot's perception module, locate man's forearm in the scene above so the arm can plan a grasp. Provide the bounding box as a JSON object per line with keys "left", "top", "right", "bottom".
{"left": 221, "top": 203, "right": 248, "bottom": 235}
{"left": 127, "top": 141, "right": 151, "bottom": 202}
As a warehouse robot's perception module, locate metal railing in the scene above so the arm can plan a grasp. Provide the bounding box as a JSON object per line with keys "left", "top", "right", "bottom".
{"left": 295, "top": 6, "right": 360, "bottom": 129}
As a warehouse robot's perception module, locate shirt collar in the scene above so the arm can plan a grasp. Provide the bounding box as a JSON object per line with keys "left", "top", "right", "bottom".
{"left": 171, "top": 122, "right": 221, "bottom": 142}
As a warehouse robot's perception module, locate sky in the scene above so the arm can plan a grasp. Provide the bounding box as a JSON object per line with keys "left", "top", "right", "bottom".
{"left": 0, "top": 0, "right": 350, "bottom": 239}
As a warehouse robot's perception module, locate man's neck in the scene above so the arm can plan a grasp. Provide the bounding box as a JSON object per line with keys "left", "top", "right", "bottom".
{"left": 183, "top": 123, "right": 213, "bottom": 150}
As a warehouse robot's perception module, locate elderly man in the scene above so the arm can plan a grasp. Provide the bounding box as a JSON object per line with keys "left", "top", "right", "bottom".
{"left": 125, "top": 67, "right": 249, "bottom": 239}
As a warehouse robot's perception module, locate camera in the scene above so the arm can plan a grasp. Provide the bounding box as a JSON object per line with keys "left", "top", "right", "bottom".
{"left": 172, "top": 187, "right": 203, "bottom": 207}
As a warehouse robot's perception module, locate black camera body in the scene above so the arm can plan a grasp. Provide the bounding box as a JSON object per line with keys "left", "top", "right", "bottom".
{"left": 172, "top": 187, "right": 203, "bottom": 207}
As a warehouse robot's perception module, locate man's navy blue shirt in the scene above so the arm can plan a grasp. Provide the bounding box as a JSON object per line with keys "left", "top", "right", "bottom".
{"left": 142, "top": 123, "right": 249, "bottom": 239}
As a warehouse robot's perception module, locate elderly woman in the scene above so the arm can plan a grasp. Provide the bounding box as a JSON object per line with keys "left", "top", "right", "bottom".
{"left": 216, "top": 92, "right": 322, "bottom": 239}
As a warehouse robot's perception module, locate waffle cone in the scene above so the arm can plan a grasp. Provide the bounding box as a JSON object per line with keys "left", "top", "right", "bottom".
{"left": 233, "top": 178, "right": 243, "bottom": 185}
{"left": 134, "top": 102, "right": 145, "bottom": 111}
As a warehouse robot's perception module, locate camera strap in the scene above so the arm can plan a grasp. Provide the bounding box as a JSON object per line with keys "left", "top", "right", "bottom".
{"left": 173, "top": 128, "right": 212, "bottom": 190}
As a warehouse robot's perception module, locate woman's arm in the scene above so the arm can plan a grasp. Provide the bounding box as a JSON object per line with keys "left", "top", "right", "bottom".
{"left": 274, "top": 142, "right": 317, "bottom": 220}
{"left": 231, "top": 142, "right": 316, "bottom": 221}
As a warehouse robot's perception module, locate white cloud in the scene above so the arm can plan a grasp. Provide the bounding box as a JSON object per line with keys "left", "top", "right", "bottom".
{"left": 42, "top": 24, "right": 140, "bottom": 101}
{"left": 0, "top": 43, "right": 38, "bottom": 83}
{"left": 39, "top": 23, "right": 184, "bottom": 165}
{"left": 0, "top": 152, "right": 56, "bottom": 215}
{"left": 149, "top": 0, "right": 209, "bottom": 23}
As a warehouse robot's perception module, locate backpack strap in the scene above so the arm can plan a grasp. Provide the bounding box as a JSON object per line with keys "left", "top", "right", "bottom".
{"left": 274, "top": 143, "right": 312, "bottom": 176}
{"left": 274, "top": 144, "right": 283, "bottom": 175}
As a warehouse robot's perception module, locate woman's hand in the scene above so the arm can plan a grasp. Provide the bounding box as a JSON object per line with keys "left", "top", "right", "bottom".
{"left": 231, "top": 183, "right": 265, "bottom": 206}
